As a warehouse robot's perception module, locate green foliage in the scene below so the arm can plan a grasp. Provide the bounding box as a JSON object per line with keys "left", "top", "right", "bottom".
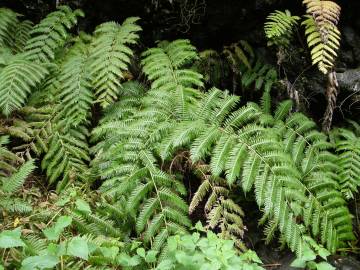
{"left": 0, "top": 7, "right": 141, "bottom": 190}
{"left": 302, "top": 0, "right": 341, "bottom": 74}
{"left": 0, "top": 136, "right": 35, "bottom": 215}
{"left": 24, "top": 6, "right": 84, "bottom": 63}
{"left": 0, "top": 5, "right": 355, "bottom": 270}
{"left": 0, "top": 8, "right": 20, "bottom": 48}
{"left": 331, "top": 126, "right": 360, "bottom": 200}
{"left": 157, "top": 230, "right": 264, "bottom": 270}
{"left": 90, "top": 19, "right": 142, "bottom": 107}
{"left": 195, "top": 41, "right": 277, "bottom": 95}
{"left": 265, "top": 10, "right": 300, "bottom": 47}
{"left": 92, "top": 40, "right": 202, "bottom": 254}
{"left": 265, "top": 1, "right": 342, "bottom": 74}
{"left": 0, "top": 58, "right": 48, "bottom": 116}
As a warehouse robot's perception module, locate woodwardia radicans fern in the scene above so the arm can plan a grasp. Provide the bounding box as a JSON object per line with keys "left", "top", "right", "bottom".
{"left": 0, "top": 5, "right": 358, "bottom": 268}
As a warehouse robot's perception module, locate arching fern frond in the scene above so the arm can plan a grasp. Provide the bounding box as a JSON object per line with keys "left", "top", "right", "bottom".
{"left": 12, "top": 20, "right": 34, "bottom": 53}
{"left": 331, "top": 128, "right": 360, "bottom": 200}
{"left": 265, "top": 10, "right": 300, "bottom": 47}
{"left": 0, "top": 58, "right": 49, "bottom": 116}
{"left": 191, "top": 164, "right": 246, "bottom": 251}
{"left": 54, "top": 43, "right": 93, "bottom": 127}
{"left": 274, "top": 112, "right": 354, "bottom": 249}
{"left": 1, "top": 159, "right": 35, "bottom": 194}
{"left": 90, "top": 18, "right": 142, "bottom": 108}
{"left": 41, "top": 127, "right": 91, "bottom": 191}
{"left": 24, "top": 6, "right": 84, "bottom": 63}
{"left": 302, "top": 0, "right": 341, "bottom": 74}
{"left": 0, "top": 8, "right": 19, "bottom": 48}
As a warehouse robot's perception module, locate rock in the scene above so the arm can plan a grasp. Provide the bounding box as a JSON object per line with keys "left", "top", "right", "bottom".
{"left": 343, "top": 27, "right": 360, "bottom": 64}
{"left": 336, "top": 68, "right": 360, "bottom": 92}
{"left": 329, "top": 256, "right": 360, "bottom": 270}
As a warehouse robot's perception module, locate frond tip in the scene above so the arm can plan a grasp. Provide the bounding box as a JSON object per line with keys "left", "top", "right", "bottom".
{"left": 302, "top": 0, "right": 341, "bottom": 74}
{"left": 264, "top": 10, "right": 300, "bottom": 47}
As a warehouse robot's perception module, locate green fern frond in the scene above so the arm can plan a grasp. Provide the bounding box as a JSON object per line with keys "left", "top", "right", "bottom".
{"left": 0, "top": 58, "right": 49, "bottom": 116}
{"left": 24, "top": 6, "right": 84, "bottom": 63}
{"left": 141, "top": 39, "right": 203, "bottom": 94}
{"left": 0, "top": 8, "right": 20, "bottom": 48}
{"left": 41, "top": 128, "right": 90, "bottom": 191}
{"left": 2, "top": 159, "right": 35, "bottom": 194}
{"left": 332, "top": 128, "right": 360, "bottom": 200}
{"left": 0, "top": 197, "right": 32, "bottom": 213}
{"left": 12, "top": 20, "right": 33, "bottom": 53}
{"left": 265, "top": 10, "right": 300, "bottom": 47}
{"left": 90, "top": 18, "right": 141, "bottom": 107}
{"left": 54, "top": 45, "right": 93, "bottom": 127}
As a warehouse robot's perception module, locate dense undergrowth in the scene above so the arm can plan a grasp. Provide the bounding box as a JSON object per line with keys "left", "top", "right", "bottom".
{"left": 0, "top": 1, "right": 359, "bottom": 269}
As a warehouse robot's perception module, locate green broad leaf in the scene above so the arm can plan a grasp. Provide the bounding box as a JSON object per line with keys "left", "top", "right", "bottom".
{"left": 317, "top": 248, "right": 331, "bottom": 259}
{"left": 0, "top": 228, "right": 25, "bottom": 248}
{"left": 20, "top": 255, "right": 59, "bottom": 270}
{"left": 194, "top": 221, "right": 206, "bottom": 232}
{"left": 47, "top": 242, "right": 66, "bottom": 257}
{"left": 156, "top": 259, "right": 174, "bottom": 270}
{"left": 75, "top": 199, "right": 91, "bottom": 213}
{"left": 117, "top": 253, "right": 142, "bottom": 267}
{"left": 316, "top": 262, "right": 336, "bottom": 270}
{"left": 136, "top": 247, "right": 146, "bottom": 258}
{"left": 0, "top": 264, "right": 4, "bottom": 270}
{"left": 67, "top": 237, "right": 89, "bottom": 260}
{"left": 167, "top": 236, "right": 179, "bottom": 251}
{"left": 130, "top": 241, "right": 142, "bottom": 251}
{"left": 43, "top": 216, "right": 72, "bottom": 241}
{"left": 55, "top": 196, "right": 71, "bottom": 206}
{"left": 240, "top": 250, "right": 263, "bottom": 264}
{"left": 145, "top": 250, "right": 158, "bottom": 263}
{"left": 100, "top": 246, "right": 119, "bottom": 259}
{"left": 290, "top": 258, "right": 307, "bottom": 268}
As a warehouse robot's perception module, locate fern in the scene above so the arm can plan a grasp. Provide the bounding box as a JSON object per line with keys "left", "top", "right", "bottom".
{"left": 196, "top": 41, "right": 277, "bottom": 95}
{"left": 0, "top": 137, "right": 35, "bottom": 215}
{"left": 191, "top": 164, "right": 246, "bottom": 251}
{"left": 92, "top": 40, "right": 205, "bottom": 253}
{"left": 272, "top": 108, "right": 354, "bottom": 249}
{"left": 0, "top": 8, "right": 19, "bottom": 48}
{"left": 0, "top": 57, "right": 49, "bottom": 116}
{"left": 157, "top": 86, "right": 354, "bottom": 255}
{"left": 331, "top": 128, "right": 360, "bottom": 200}
{"left": 24, "top": 6, "right": 84, "bottom": 63}
{"left": 2, "top": 160, "right": 35, "bottom": 194}
{"left": 302, "top": 0, "right": 341, "bottom": 74}
{"left": 90, "top": 18, "right": 142, "bottom": 107}
{"left": 54, "top": 41, "right": 93, "bottom": 127}
{"left": 12, "top": 20, "right": 34, "bottom": 53}
{"left": 265, "top": 10, "right": 300, "bottom": 47}
{"left": 41, "top": 127, "right": 91, "bottom": 191}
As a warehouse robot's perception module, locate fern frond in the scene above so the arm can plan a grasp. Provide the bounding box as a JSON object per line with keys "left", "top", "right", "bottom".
{"left": 12, "top": 20, "right": 33, "bottom": 53}
{"left": 332, "top": 128, "right": 360, "bottom": 200}
{"left": 302, "top": 0, "right": 341, "bottom": 74}
{"left": 41, "top": 128, "right": 90, "bottom": 191}
{"left": 0, "top": 58, "right": 48, "bottom": 116}
{"left": 0, "top": 8, "right": 19, "bottom": 48}
{"left": 54, "top": 45, "right": 93, "bottom": 126}
{"left": 24, "top": 6, "right": 84, "bottom": 63}
{"left": 0, "top": 197, "right": 32, "bottom": 213}
{"left": 90, "top": 18, "right": 141, "bottom": 107}
{"left": 2, "top": 159, "right": 35, "bottom": 194}
{"left": 265, "top": 10, "right": 300, "bottom": 47}
{"left": 190, "top": 166, "right": 246, "bottom": 251}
